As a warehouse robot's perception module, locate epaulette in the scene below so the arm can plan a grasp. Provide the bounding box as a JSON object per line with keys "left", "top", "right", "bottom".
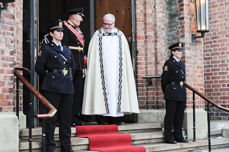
{"left": 49, "top": 42, "right": 54, "bottom": 47}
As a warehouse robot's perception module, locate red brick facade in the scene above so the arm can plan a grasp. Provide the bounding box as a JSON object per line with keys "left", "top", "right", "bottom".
{"left": 136, "top": 0, "right": 228, "bottom": 119}
{"left": 136, "top": 0, "right": 167, "bottom": 109}
{"left": 0, "top": 0, "right": 23, "bottom": 112}
{"left": 0, "top": 0, "right": 228, "bottom": 119}
{"left": 203, "top": 0, "right": 229, "bottom": 119}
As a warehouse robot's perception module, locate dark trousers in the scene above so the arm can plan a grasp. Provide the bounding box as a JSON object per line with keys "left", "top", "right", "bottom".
{"left": 43, "top": 91, "right": 73, "bottom": 152}
{"left": 164, "top": 100, "right": 186, "bottom": 140}
{"left": 72, "top": 70, "right": 85, "bottom": 119}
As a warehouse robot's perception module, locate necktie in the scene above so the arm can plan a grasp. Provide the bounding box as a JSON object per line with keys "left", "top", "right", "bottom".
{"left": 57, "top": 45, "right": 62, "bottom": 51}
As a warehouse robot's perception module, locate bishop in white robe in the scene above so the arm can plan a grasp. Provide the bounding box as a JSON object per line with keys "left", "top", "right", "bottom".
{"left": 82, "top": 14, "right": 139, "bottom": 117}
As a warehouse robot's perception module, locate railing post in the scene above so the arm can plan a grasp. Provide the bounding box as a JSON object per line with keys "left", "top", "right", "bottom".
{"left": 42, "top": 119, "right": 46, "bottom": 152}
{"left": 29, "top": 101, "right": 33, "bottom": 152}
{"left": 207, "top": 102, "right": 211, "bottom": 152}
{"left": 16, "top": 77, "right": 20, "bottom": 119}
{"left": 192, "top": 91, "right": 196, "bottom": 142}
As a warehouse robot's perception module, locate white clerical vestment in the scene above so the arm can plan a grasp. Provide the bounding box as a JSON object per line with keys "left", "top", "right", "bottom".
{"left": 82, "top": 28, "right": 139, "bottom": 117}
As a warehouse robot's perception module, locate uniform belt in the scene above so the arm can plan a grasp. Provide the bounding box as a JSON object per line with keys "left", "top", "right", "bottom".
{"left": 49, "top": 68, "right": 71, "bottom": 76}
{"left": 69, "top": 46, "right": 83, "bottom": 51}
{"left": 170, "top": 81, "right": 184, "bottom": 86}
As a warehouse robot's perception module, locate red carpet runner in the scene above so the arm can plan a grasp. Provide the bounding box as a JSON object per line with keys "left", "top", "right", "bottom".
{"left": 76, "top": 125, "right": 146, "bottom": 152}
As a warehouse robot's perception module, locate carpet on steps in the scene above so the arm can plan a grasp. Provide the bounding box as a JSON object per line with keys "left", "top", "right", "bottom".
{"left": 76, "top": 125, "right": 146, "bottom": 152}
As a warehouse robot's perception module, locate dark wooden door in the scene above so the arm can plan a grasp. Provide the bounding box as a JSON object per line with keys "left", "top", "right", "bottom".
{"left": 95, "top": 0, "right": 132, "bottom": 43}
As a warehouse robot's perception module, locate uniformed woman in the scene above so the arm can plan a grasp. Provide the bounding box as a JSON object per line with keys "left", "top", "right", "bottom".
{"left": 35, "top": 19, "right": 75, "bottom": 152}
{"left": 161, "top": 42, "right": 188, "bottom": 144}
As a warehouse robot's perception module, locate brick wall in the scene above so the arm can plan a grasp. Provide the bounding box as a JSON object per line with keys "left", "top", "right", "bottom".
{"left": 136, "top": 0, "right": 167, "bottom": 109}
{"left": 0, "top": 0, "right": 23, "bottom": 112}
{"left": 204, "top": 0, "right": 229, "bottom": 120}
{"left": 182, "top": 0, "right": 205, "bottom": 109}
{"left": 136, "top": 0, "right": 205, "bottom": 110}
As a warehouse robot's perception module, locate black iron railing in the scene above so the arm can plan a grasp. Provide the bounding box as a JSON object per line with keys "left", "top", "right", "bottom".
{"left": 184, "top": 82, "right": 229, "bottom": 151}
{"left": 14, "top": 67, "right": 57, "bottom": 152}
{"left": 142, "top": 75, "right": 229, "bottom": 152}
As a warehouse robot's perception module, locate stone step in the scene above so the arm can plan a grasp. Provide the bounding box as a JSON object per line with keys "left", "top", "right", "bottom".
{"left": 19, "top": 123, "right": 229, "bottom": 152}
{"left": 118, "top": 122, "right": 162, "bottom": 132}
{"left": 20, "top": 123, "right": 163, "bottom": 151}
{"left": 143, "top": 138, "right": 229, "bottom": 152}
{"left": 20, "top": 127, "right": 77, "bottom": 138}
{"left": 131, "top": 131, "right": 164, "bottom": 145}
{"left": 20, "top": 131, "right": 164, "bottom": 151}
{"left": 20, "top": 122, "right": 162, "bottom": 138}
{"left": 20, "top": 137, "right": 89, "bottom": 151}
{"left": 20, "top": 137, "right": 229, "bottom": 152}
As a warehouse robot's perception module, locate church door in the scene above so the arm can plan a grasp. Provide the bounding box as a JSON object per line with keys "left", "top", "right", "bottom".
{"left": 95, "top": 0, "right": 132, "bottom": 45}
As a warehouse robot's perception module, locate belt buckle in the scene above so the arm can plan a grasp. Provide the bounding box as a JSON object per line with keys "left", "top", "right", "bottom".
{"left": 62, "top": 69, "right": 68, "bottom": 76}
{"left": 180, "top": 81, "right": 183, "bottom": 86}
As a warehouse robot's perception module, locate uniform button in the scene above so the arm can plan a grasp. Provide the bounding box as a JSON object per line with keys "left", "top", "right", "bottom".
{"left": 64, "top": 68, "right": 66, "bottom": 70}
{"left": 174, "top": 88, "right": 176, "bottom": 89}
{"left": 63, "top": 62, "right": 66, "bottom": 64}
{"left": 176, "top": 71, "right": 178, "bottom": 73}
{"left": 52, "top": 76, "right": 55, "bottom": 78}
{"left": 55, "top": 56, "right": 57, "bottom": 58}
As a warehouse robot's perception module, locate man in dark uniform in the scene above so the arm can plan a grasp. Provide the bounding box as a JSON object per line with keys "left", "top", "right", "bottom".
{"left": 62, "top": 8, "right": 87, "bottom": 125}
{"left": 161, "top": 42, "right": 188, "bottom": 144}
{"left": 35, "top": 19, "right": 75, "bottom": 152}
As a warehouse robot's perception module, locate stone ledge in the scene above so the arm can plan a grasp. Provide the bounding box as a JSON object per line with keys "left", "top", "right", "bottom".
{"left": 222, "top": 128, "right": 229, "bottom": 138}
{"left": 184, "top": 108, "right": 208, "bottom": 140}
{"left": 138, "top": 109, "right": 165, "bottom": 123}
{"left": 0, "top": 113, "right": 19, "bottom": 152}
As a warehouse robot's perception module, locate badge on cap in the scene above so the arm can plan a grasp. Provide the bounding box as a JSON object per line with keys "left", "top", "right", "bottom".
{"left": 164, "top": 66, "right": 168, "bottom": 71}
{"left": 59, "top": 21, "right": 63, "bottom": 28}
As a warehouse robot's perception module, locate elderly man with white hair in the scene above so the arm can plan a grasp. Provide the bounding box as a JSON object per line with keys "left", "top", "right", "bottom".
{"left": 82, "top": 13, "right": 139, "bottom": 124}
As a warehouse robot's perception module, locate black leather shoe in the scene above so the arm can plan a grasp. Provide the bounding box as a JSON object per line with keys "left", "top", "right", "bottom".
{"left": 176, "top": 138, "right": 188, "bottom": 143}
{"left": 72, "top": 121, "right": 85, "bottom": 126}
{"left": 97, "top": 120, "right": 109, "bottom": 125}
{"left": 165, "top": 139, "right": 177, "bottom": 144}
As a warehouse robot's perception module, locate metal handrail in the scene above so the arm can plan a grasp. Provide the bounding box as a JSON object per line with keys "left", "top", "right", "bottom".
{"left": 14, "top": 67, "right": 57, "bottom": 118}
{"left": 184, "top": 81, "right": 229, "bottom": 152}
{"left": 142, "top": 75, "right": 229, "bottom": 152}
{"left": 142, "top": 75, "right": 229, "bottom": 112}
{"left": 14, "top": 67, "right": 57, "bottom": 152}
{"left": 184, "top": 82, "right": 229, "bottom": 112}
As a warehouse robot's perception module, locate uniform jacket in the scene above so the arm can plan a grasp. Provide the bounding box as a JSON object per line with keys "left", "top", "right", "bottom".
{"left": 161, "top": 56, "right": 186, "bottom": 102}
{"left": 35, "top": 42, "right": 75, "bottom": 94}
{"left": 62, "top": 20, "right": 86, "bottom": 71}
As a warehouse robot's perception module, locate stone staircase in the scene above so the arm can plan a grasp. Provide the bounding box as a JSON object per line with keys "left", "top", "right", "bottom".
{"left": 19, "top": 123, "right": 229, "bottom": 152}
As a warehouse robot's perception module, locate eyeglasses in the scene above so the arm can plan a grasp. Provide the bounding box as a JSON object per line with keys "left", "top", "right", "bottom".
{"left": 103, "top": 22, "right": 114, "bottom": 26}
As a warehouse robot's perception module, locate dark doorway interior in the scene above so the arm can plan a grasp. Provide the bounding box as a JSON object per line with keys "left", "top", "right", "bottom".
{"left": 39, "top": 0, "right": 90, "bottom": 51}
{"left": 22, "top": 0, "right": 30, "bottom": 117}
